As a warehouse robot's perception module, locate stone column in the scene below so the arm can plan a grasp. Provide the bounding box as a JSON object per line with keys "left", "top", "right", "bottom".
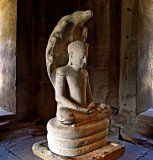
{"left": 119, "top": 0, "right": 138, "bottom": 121}
{"left": 137, "top": 0, "right": 153, "bottom": 113}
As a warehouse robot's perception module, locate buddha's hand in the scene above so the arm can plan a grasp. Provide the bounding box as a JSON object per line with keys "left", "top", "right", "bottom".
{"left": 79, "top": 107, "right": 93, "bottom": 114}
{"left": 87, "top": 102, "right": 95, "bottom": 113}
{"left": 88, "top": 102, "right": 95, "bottom": 109}
{"left": 97, "top": 103, "right": 111, "bottom": 113}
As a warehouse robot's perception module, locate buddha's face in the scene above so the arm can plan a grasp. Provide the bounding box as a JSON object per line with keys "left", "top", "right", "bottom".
{"left": 71, "top": 47, "right": 87, "bottom": 69}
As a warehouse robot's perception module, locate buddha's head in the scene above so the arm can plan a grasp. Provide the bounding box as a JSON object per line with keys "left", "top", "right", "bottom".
{"left": 68, "top": 40, "right": 87, "bottom": 69}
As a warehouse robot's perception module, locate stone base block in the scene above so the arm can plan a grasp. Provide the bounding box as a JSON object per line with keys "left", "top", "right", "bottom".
{"left": 32, "top": 140, "right": 125, "bottom": 160}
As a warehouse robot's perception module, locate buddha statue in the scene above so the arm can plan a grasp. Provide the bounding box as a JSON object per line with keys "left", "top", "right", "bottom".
{"left": 46, "top": 10, "right": 110, "bottom": 157}
{"left": 32, "top": 10, "right": 124, "bottom": 160}
{"left": 55, "top": 40, "right": 110, "bottom": 125}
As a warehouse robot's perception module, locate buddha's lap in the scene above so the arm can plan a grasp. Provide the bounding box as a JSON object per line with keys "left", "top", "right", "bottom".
{"left": 56, "top": 107, "right": 106, "bottom": 121}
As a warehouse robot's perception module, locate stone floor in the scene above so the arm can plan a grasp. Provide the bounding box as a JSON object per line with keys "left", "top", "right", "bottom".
{"left": 0, "top": 125, "right": 153, "bottom": 160}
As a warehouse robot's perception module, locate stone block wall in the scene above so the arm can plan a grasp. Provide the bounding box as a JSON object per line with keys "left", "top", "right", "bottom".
{"left": 16, "top": 0, "right": 78, "bottom": 121}
{"left": 119, "top": 0, "right": 138, "bottom": 116}
{"left": 137, "top": 0, "right": 153, "bottom": 113}
{"left": 119, "top": 0, "right": 153, "bottom": 118}
{"left": 0, "top": 0, "right": 16, "bottom": 113}
{"left": 16, "top": 0, "right": 35, "bottom": 120}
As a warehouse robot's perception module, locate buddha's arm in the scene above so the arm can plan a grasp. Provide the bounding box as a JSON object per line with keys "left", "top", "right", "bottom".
{"left": 55, "top": 73, "right": 89, "bottom": 113}
{"left": 86, "top": 77, "right": 94, "bottom": 104}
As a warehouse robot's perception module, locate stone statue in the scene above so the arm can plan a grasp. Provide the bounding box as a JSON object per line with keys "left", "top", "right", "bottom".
{"left": 55, "top": 40, "right": 110, "bottom": 125}
{"left": 46, "top": 10, "right": 111, "bottom": 157}
{"left": 32, "top": 10, "right": 124, "bottom": 160}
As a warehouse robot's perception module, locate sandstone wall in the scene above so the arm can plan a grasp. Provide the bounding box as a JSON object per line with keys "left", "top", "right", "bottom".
{"left": 119, "top": 0, "right": 153, "bottom": 117}
{"left": 16, "top": 0, "right": 77, "bottom": 121}
{"left": 137, "top": 0, "right": 153, "bottom": 113}
{"left": 0, "top": 0, "right": 16, "bottom": 113}
{"left": 119, "top": 0, "right": 138, "bottom": 116}
{"left": 16, "top": 0, "right": 35, "bottom": 120}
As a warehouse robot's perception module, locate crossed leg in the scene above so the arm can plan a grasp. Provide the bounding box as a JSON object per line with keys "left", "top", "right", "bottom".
{"left": 56, "top": 104, "right": 110, "bottom": 125}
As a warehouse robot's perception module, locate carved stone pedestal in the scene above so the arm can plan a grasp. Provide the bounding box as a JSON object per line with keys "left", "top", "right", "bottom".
{"left": 32, "top": 140, "right": 124, "bottom": 160}
{"left": 47, "top": 117, "right": 109, "bottom": 157}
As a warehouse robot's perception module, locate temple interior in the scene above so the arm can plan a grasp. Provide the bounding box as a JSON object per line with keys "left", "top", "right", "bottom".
{"left": 0, "top": 0, "right": 153, "bottom": 159}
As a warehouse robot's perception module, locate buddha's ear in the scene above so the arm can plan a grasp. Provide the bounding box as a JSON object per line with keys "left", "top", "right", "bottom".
{"left": 69, "top": 52, "right": 73, "bottom": 58}
{"left": 69, "top": 52, "right": 73, "bottom": 65}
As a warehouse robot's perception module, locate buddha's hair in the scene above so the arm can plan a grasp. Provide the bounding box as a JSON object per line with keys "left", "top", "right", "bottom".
{"left": 68, "top": 40, "right": 84, "bottom": 54}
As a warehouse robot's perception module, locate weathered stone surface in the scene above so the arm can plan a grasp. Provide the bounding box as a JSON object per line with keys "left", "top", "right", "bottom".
{"left": 120, "top": 127, "right": 153, "bottom": 149}
{"left": 115, "top": 0, "right": 153, "bottom": 142}
{"left": 0, "top": 147, "right": 21, "bottom": 160}
{"left": 115, "top": 105, "right": 153, "bottom": 148}
{"left": 119, "top": 0, "right": 138, "bottom": 118}
{"left": 132, "top": 134, "right": 153, "bottom": 149}
{"left": 136, "top": 109, "right": 153, "bottom": 123}
{"left": 119, "top": 140, "right": 150, "bottom": 160}
{"left": 47, "top": 129, "right": 108, "bottom": 149}
{"left": 0, "top": 125, "right": 46, "bottom": 160}
{"left": 0, "top": 107, "right": 15, "bottom": 131}
{"left": 0, "top": 107, "right": 15, "bottom": 123}
{"left": 47, "top": 118, "right": 109, "bottom": 139}
{"left": 0, "top": 0, "right": 16, "bottom": 113}
{"left": 8, "top": 137, "right": 41, "bottom": 160}
{"left": 137, "top": 0, "right": 153, "bottom": 113}
{"left": 139, "top": 150, "right": 153, "bottom": 160}
{"left": 118, "top": 109, "right": 153, "bottom": 140}
{"left": 47, "top": 118, "right": 109, "bottom": 156}
{"left": 135, "top": 122, "right": 153, "bottom": 137}
{"left": 134, "top": 110, "right": 153, "bottom": 136}
{"left": 32, "top": 140, "right": 125, "bottom": 160}
{"left": 49, "top": 138, "right": 107, "bottom": 157}
{"left": 90, "top": 70, "right": 109, "bottom": 103}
